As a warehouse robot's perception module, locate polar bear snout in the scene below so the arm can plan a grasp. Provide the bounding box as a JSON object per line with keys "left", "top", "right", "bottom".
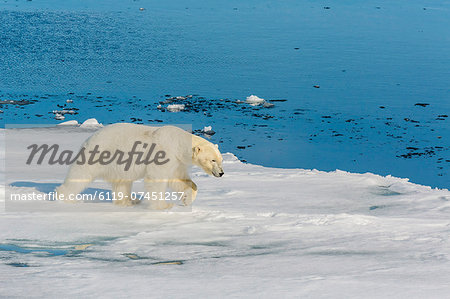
{"left": 212, "top": 165, "right": 224, "bottom": 177}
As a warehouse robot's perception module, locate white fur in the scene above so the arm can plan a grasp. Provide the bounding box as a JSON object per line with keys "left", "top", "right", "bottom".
{"left": 56, "top": 123, "right": 224, "bottom": 209}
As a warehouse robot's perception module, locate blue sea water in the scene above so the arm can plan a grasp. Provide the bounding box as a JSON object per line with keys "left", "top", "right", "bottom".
{"left": 0, "top": 0, "right": 449, "bottom": 188}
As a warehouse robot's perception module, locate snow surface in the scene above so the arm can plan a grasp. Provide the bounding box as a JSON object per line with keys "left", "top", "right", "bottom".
{"left": 1, "top": 126, "right": 450, "bottom": 298}
{"left": 57, "top": 120, "right": 79, "bottom": 126}
{"left": 80, "top": 118, "right": 103, "bottom": 128}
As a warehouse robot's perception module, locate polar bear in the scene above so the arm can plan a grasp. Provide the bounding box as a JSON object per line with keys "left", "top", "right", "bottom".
{"left": 55, "top": 123, "right": 224, "bottom": 209}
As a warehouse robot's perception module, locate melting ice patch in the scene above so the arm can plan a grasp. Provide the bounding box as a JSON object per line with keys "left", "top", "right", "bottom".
{"left": 245, "top": 95, "right": 265, "bottom": 106}
{"left": 167, "top": 104, "right": 185, "bottom": 112}
{"left": 245, "top": 95, "right": 274, "bottom": 108}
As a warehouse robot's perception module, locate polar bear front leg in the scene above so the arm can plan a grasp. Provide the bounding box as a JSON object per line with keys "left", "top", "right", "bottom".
{"left": 145, "top": 179, "right": 174, "bottom": 210}
{"left": 112, "top": 181, "right": 135, "bottom": 206}
{"left": 168, "top": 179, "right": 198, "bottom": 206}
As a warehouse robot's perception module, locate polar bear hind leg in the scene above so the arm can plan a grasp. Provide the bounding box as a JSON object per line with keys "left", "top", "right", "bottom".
{"left": 145, "top": 179, "right": 174, "bottom": 210}
{"left": 111, "top": 180, "right": 135, "bottom": 206}
{"left": 56, "top": 175, "right": 94, "bottom": 202}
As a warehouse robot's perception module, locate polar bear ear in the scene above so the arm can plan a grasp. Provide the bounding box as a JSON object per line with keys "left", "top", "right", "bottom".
{"left": 214, "top": 144, "right": 219, "bottom": 149}
{"left": 193, "top": 146, "right": 201, "bottom": 157}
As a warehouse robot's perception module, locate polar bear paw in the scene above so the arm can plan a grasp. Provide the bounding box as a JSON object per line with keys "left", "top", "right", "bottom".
{"left": 181, "top": 188, "right": 197, "bottom": 206}
{"left": 149, "top": 200, "right": 174, "bottom": 210}
{"left": 113, "top": 198, "right": 139, "bottom": 207}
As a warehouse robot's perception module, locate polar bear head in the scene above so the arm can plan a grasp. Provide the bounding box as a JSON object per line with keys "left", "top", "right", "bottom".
{"left": 192, "top": 142, "right": 224, "bottom": 177}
